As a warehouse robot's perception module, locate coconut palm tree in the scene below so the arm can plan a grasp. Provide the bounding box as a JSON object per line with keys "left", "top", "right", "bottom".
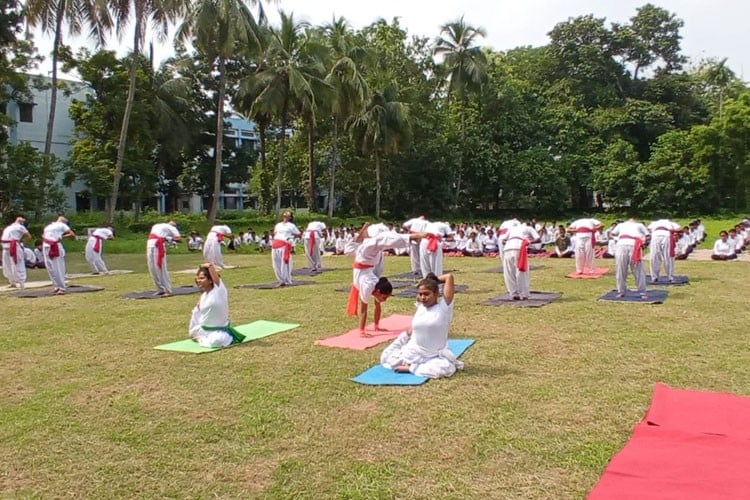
{"left": 434, "top": 16, "right": 487, "bottom": 205}
{"left": 323, "top": 16, "right": 369, "bottom": 217}
{"left": 176, "top": 0, "right": 260, "bottom": 222}
{"left": 24, "top": 0, "right": 111, "bottom": 219}
{"left": 105, "top": 0, "right": 187, "bottom": 223}
{"left": 348, "top": 83, "right": 411, "bottom": 218}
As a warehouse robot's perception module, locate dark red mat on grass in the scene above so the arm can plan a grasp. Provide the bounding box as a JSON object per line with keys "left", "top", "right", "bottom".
{"left": 589, "top": 383, "right": 750, "bottom": 500}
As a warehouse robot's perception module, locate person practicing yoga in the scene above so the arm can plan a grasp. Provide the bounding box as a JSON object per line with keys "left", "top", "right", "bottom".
{"left": 346, "top": 223, "right": 425, "bottom": 337}
{"left": 203, "top": 224, "right": 233, "bottom": 268}
{"left": 380, "top": 273, "right": 464, "bottom": 379}
{"left": 271, "top": 211, "right": 301, "bottom": 286}
{"left": 85, "top": 226, "right": 115, "bottom": 274}
{"left": 1, "top": 216, "right": 32, "bottom": 289}
{"left": 42, "top": 215, "right": 76, "bottom": 295}
{"left": 189, "top": 263, "right": 245, "bottom": 348}
{"left": 147, "top": 221, "right": 182, "bottom": 296}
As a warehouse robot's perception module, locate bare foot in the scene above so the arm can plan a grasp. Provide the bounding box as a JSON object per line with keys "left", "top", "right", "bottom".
{"left": 394, "top": 364, "right": 411, "bottom": 373}
{"left": 359, "top": 330, "right": 372, "bottom": 338}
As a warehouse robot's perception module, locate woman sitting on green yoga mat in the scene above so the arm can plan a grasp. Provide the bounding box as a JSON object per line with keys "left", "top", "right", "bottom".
{"left": 189, "top": 263, "right": 244, "bottom": 348}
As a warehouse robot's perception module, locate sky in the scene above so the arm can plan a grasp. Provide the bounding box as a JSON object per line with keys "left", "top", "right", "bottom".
{"left": 31, "top": 0, "right": 748, "bottom": 80}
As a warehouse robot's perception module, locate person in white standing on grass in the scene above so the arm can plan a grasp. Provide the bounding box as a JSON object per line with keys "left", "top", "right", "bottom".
{"left": 42, "top": 215, "right": 75, "bottom": 294}
{"left": 271, "top": 211, "right": 301, "bottom": 286}
{"left": 303, "top": 220, "right": 327, "bottom": 271}
{"left": 380, "top": 273, "right": 464, "bottom": 378}
{"left": 147, "top": 221, "right": 182, "bottom": 296}
{"left": 419, "top": 220, "right": 453, "bottom": 278}
{"left": 647, "top": 218, "right": 681, "bottom": 281}
{"left": 610, "top": 217, "right": 649, "bottom": 298}
{"left": 403, "top": 215, "right": 429, "bottom": 276}
{"left": 203, "top": 224, "right": 233, "bottom": 268}
{"left": 1, "top": 216, "right": 32, "bottom": 288}
{"left": 568, "top": 217, "right": 603, "bottom": 274}
{"left": 85, "top": 226, "right": 115, "bottom": 274}
{"left": 499, "top": 222, "right": 540, "bottom": 300}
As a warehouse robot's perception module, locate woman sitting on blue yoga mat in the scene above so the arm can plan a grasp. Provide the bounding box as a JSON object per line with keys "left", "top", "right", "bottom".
{"left": 379, "top": 273, "right": 464, "bottom": 378}
{"left": 189, "top": 263, "right": 244, "bottom": 348}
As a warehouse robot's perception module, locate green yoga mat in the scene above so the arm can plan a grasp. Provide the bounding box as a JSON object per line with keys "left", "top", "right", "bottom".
{"left": 154, "top": 320, "right": 300, "bottom": 354}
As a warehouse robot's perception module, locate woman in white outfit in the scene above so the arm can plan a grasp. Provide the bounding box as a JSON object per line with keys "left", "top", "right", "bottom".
{"left": 189, "top": 263, "right": 245, "bottom": 348}
{"left": 380, "top": 273, "right": 464, "bottom": 378}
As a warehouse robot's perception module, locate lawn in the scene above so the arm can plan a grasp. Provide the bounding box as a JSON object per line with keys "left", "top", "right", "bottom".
{"left": 1, "top": 237, "right": 749, "bottom": 498}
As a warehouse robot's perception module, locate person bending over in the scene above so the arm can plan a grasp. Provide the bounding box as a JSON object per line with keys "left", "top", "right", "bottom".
{"left": 189, "top": 263, "right": 245, "bottom": 348}
{"left": 380, "top": 273, "right": 464, "bottom": 378}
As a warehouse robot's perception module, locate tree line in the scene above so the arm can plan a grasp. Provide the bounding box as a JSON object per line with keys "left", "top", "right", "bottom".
{"left": 1, "top": 1, "right": 748, "bottom": 223}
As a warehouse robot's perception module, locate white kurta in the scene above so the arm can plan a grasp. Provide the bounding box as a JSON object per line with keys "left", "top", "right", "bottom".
{"left": 42, "top": 221, "right": 71, "bottom": 290}
{"left": 272, "top": 221, "right": 300, "bottom": 285}
{"left": 648, "top": 219, "right": 680, "bottom": 280}
{"left": 303, "top": 221, "right": 326, "bottom": 270}
{"left": 189, "top": 281, "right": 232, "bottom": 348}
{"left": 500, "top": 224, "right": 539, "bottom": 299}
{"left": 403, "top": 217, "right": 429, "bottom": 274}
{"left": 611, "top": 220, "right": 648, "bottom": 293}
{"left": 85, "top": 227, "right": 114, "bottom": 274}
{"left": 1, "top": 222, "right": 29, "bottom": 287}
{"left": 380, "top": 298, "right": 463, "bottom": 378}
{"left": 419, "top": 222, "right": 452, "bottom": 278}
{"left": 147, "top": 223, "right": 181, "bottom": 293}
{"left": 569, "top": 218, "right": 601, "bottom": 273}
{"left": 203, "top": 225, "right": 233, "bottom": 267}
{"left": 352, "top": 232, "right": 410, "bottom": 304}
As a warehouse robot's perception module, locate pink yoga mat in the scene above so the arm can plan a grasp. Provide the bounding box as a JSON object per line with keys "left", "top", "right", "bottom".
{"left": 589, "top": 424, "right": 750, "bottom": 500}
{"left": 315, "top": 314, "right": 412, "bottom": 350}
{"left": 644, "top": 383, "right": 750, "bottom": 439}
{"left": 566, "top": 267, "right": 609, "bottom": 278}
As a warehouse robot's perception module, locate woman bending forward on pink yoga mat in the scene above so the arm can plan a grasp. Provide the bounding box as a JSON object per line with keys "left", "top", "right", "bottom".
{"left": 379, "top": 273, "right": 464, "bottom": 378}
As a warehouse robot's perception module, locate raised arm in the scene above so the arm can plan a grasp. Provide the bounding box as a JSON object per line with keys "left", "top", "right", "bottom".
{"left": 439, "top": 273, "right": 455, "bottom": 306}
{"left": 202, "top": 262, "right": 222, "bottom": 286}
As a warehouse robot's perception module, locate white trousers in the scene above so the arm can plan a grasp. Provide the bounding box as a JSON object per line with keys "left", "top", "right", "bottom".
{"left": 2, "top": 248, "right": 26, "bottom": 287}
{"left": 147, "top": 246, "right": 172, "bottom": 293}
{"left": 574, "top": 236, "right": 595, "bottom": 273}
{"left": 272, "top": 247, "right": 293, "bottom": 285}
{"left": 85, "top": 242, "right": 109, "bottom": 273}
{"left": 203, "top": 239, "right": 224, "bottom": 267}
{"left": 419, "top": 240, "right": 443, "bottom": 278}
{"left": 43, "top": 244, "right": 66, "bottom": 290}
{"left": 615, "top": 244, "right": 646, "bottom": 293}
{"left": 409, "top": 240, "right": 421, "bottom": 274}
{"left": 303, "top": 238, "right": 322, "bottom": 270}
{"left": 649, "top": 236, "right": 673, "bottom": 280}
{"left": 502, "top": 250, "right": 530, "bottom": 299}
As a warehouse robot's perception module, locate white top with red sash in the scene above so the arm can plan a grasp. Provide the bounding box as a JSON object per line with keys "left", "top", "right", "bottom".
{"left": 612, "top": 220, "right": 648, "bottom": 263}
{"left": 42, "top": 221, "right": 71, "bottom": 259}
{"left": 569, "top": 217, "right": 602, "bottom": 243}
{"left": 88, "top": 227, "right": 114, "bottom": 253}
{"left": 1, "top": 222, "right": 29, "bottom": 262}
{"left": 423, "top": 221, "right": 452, "bottom": 253}
{"left": 148, "top": 223, "right": 181, "bottom": 268}
{"left": 303, "top": 221, "right": 326, "bottom": 255}
{"left": 403, "top": 216, "right": 429, "bottom": 233}
{"left": 207, "top": 225, "right": 232, "bottom": 243}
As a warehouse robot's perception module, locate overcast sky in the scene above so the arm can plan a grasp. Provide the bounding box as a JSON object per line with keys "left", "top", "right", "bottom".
{"left": 270, "top": 0, "right": 748, "bottom": 78}
{"left": 32, "top": 0, "right": 747, "bottom": 80}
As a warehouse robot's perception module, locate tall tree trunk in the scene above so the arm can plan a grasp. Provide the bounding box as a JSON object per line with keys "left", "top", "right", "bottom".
{"left": 306, "top": 122, "right": 315, "bottom": 211}
{"left": 328, "top": 117, "right": 339, "bottom": 218}
{"left": 454, "top": 102, "right": 465, "bottom": 207}
{"left": 258, "top": 120, "right": 268, "bottom": 214}
{"left": 375, "top": 151, "right": 381, "bottom": 218}
{"left": 107, "top": 22, "right": 142, "bottom": 225}
{"left": 208, "top": 58, "right": 227, "bottom": 223}
{"left": 275, "top": 101, "right": 288, "bottom": 213}
{"left": 35, "top": 6, "right": 65, "bottom": 221}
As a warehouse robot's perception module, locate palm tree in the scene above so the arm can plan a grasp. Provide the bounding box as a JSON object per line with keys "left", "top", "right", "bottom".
{"left": 705, "top": 58, "right": 734, "bottom": 121}
{"left": 176, "top": 0, "right": 260, "bottom": 222}
{"left": 105, "top": 0, "right": 187, "bottom": 224}
{"left": 323, "top": 16, "right": 369, "bottom": 217}
{"left": 434, "top": 16, "right": 487, "bottom": 205}
{"left": 348, "top": 83, "right": 411, "bottom": 218}
{"left": 252, "top": 11, "right": 324, "bottom": 213}
{"left": 24, "top": 0, "right": 111, "bottom": 219}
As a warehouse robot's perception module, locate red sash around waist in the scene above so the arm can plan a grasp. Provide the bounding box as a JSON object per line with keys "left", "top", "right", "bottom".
{"left": 308, "top": 231, "right": 316, "bottom": 256}
{"left": 573, "top": 227, "right": 597, "bottom": 248}
{"left": 619, "top": 235, "right": 643, "bottom": 263}
{"left": 352, "top": 261, "right": 374, "bottom": 270}
{"left": 272, "top": 239, "right": 292, "bottom": 263}
{"left": 654, "top": 227, "right": 677, "bottom": 257}
{"left": 509, "top": 236, "right": 529, "bottom": 271}
{"left": 210, "top": 231, "right": 224, "bottom": 242}
{"left": 1, "top": 239, "right": 18, "bottom": 261}
{"left": 148, "top": 233, "right": 166, "bottom": 268}
{"left": 43, "top": 237, "right": 61, "bottom": 259}
{"left": 92, "top": 235, "right": 104, "bottom": 253}
{"left": 426, "top": 233, "right": 442, "bottom": 253}
{"left": 346, "top": 285, "right": 360, "bottom": 316}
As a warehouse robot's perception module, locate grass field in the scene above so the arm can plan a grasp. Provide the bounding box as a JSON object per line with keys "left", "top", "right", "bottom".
{"left": 1, "top": 236, "right": 749, "bottom": 498}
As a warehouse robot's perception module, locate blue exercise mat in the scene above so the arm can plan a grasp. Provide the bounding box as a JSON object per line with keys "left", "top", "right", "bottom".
{"left": 598, "top": 289, "right": 668, "bottom": 304}
{"left": 351, "top": 339, "right": 475, "bottom": 385}
{"left": 646, "top": 275, "right": 689, "bottom": 286}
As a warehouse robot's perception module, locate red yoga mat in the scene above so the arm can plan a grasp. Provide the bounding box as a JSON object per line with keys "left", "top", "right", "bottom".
{"left": 314, "top": 314, "right": 412, "bottom": 350}
{"left": 566, "top": 267, "right": 609, "bottom": 278}
{"left": 589, "top": 383, "right": 750, "bottom": 499}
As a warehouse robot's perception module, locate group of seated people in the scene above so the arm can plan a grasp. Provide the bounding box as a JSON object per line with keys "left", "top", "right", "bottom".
{"left": 187, "top": 228, "right": 273, "bottom": 253}
{"left": 711, "top": 219, "right": 749, "bottom": 260}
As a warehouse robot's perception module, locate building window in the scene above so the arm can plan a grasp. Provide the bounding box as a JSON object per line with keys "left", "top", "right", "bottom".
{"left": 19, "top": 102, "right": 34, "bottom": 123}
{"left": 241, "top": 130, "right": 254, "bottom": 138}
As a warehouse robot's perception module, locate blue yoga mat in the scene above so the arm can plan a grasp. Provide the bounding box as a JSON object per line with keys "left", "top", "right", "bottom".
{"left": 351, "top": 339, "right": 475, "bottom": 385}
{"left": 598, "top": 289, "right": 668, "bottom": 304}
